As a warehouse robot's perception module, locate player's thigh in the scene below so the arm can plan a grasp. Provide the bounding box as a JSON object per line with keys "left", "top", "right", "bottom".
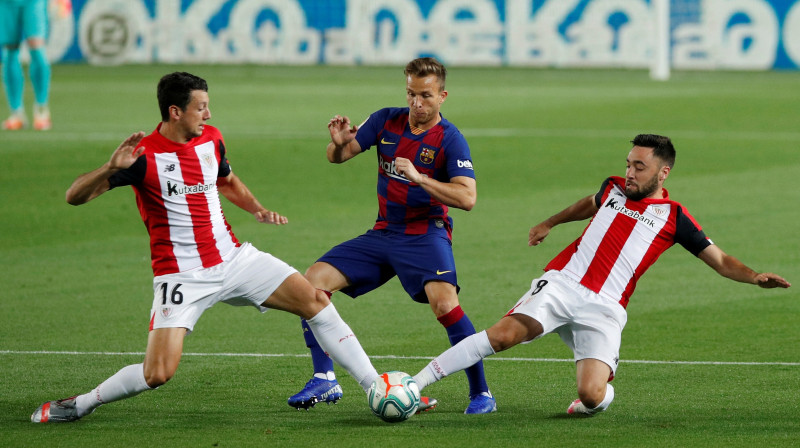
{"left": 150, "top": 269, "right": 225, "bottom": 334}
{"left": 21, "top": 0, "right": 47, "bottom": 41}
{"left": 486, "top": 314, "right": 543, "bottom": 352}
{"left": 575, "top": 358, "right": 612, "bottom": 401}
{"left": 317, "top": 231, "right": 394, "bottom": 297}
{"left": 305, "top": 261, "right": 349, "bottom": 292}
{"left": 562, "top": 299, "right": 626, "bottom": 376}
{"left": 221, "top": 243, "right": 298, "bottom": 309}
{"left": 262, "top": 272, "right": 329, "bottom": 319}
{"left": 505, "top": 271, "right": 573, "bottom": 338}
{"left": 0, "top": 2, "right": 22, "bottom": 45}
{"left": 393, "top": 233, "right": 457, "bottom": 303}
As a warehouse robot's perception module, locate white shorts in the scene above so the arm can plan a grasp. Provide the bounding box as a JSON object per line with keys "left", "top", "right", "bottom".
{"left": 507, "top": 270, "right": 628, "bottom": 374}
{"left": 149, "top": 242, "right": 297, "bottom": 333}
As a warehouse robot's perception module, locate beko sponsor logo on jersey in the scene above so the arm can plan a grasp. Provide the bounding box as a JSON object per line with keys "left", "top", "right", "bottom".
{"left": 166, "top": 181, "right": 215, "bottom": 196}
{"left": 379, "top": 158, "right": 429, "bottom": 182}
{"left": 605, "top": 197, "right": 655, "bottom": 227}
{"left": 380, "top": 158, "right": 403, "bottom": 179}
{"left": 457, "top": 159, "right": 473, "bottom": 169}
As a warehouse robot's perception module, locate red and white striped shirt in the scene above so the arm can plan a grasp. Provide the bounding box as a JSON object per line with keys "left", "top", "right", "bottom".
{"left": 545, "top": 177, "right": 711, "bottom": 308}
{"left": 109, "top": 124, "right": 239, "bottom": 276}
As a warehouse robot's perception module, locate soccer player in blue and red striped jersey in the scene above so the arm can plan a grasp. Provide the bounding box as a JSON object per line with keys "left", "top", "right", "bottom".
{"left": 289, "top": 58, "right": 496, "bottom": 414}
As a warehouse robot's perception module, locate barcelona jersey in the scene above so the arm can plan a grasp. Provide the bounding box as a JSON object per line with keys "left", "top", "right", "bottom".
{"left": 355, "top": 107, "right": 475, "bottom": 239}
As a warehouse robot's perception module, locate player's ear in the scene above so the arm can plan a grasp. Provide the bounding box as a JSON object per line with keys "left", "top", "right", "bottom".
{"left": 659, "top": 165, "right": 671, "bottom": 182}
{"left": 169, "top": 105, "right": 181, "bottom": 120}
{"left": 439, "top": 90, "right": 448, "bottom": 104}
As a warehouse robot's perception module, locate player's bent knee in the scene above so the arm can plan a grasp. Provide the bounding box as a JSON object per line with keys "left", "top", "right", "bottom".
{"left": 26, "top": 38, "right": 45, "bottom": 49}
{"left": 144, "top": 368, "right": 175, "bottom": 388}
{"left": 313, "top": 288, "right": 332, "bottom": 307}
{"left": 293, "top": 289, "right": 332, "bottom": 319}
{"left": 487, "top": 325, "right": 522, "bottom": 353}
{"left": 577, "top": 383, "right": 607, "bottom": 409}
{"left": 488, "top": 315, "right": 540, "bottom": 352}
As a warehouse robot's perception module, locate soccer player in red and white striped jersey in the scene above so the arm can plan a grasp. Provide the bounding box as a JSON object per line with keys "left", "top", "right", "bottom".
{"left": 31, "top": 72, "right": 380, "bottom": 423}
{"left": 413, "top": 134, "right": 790, "bottom": 416}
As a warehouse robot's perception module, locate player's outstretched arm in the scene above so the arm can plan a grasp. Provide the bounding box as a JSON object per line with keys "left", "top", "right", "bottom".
{"left": 698, "top": 245, "right": 791, "bottom": 288}
{"left": 529, "top": 195, "right": 598, "bottom": 246}
{"left": 66, "top": 132, "right": 146, "bottom": 205}
{"left": 326, "top": 115, "right": 362, "bottom": 163}
{"left": 217, "top": 172, "right": 288, "bottom": 225}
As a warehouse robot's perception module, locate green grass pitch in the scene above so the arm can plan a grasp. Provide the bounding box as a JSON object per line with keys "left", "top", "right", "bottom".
{"left": 1, "top": 64, "right": 798, "bottom": 447}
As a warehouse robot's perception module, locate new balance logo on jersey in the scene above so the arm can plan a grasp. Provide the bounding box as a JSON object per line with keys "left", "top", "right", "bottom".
{"left": 457, "top": 159, "right": 473, "bottom": 169}
{"left": 605, "top": 198, "right": 655, "bottom": 227}
{"left": 163, "top": 164, "right": 176, "bottom": 172}
{"left": 166, "top": 181, "right": 215, "bottom": 196}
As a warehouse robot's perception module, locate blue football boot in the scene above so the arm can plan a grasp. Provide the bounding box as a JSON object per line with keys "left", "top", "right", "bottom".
{"left": 288, "top": 377, "right": 343, "bottom": 410}
{"left": 464, "top": 391, "right": 497, "bottom": 414}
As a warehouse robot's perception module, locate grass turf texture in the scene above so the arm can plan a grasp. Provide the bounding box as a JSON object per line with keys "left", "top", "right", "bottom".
{"left": 1, "top": 64, "right": 798, "bottom": 447}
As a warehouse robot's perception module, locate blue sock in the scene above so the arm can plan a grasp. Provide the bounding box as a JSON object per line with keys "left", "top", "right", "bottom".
{"left": 28, "top": 47, "right": 50, "bottom": 107}
{"left": 301, "top": 318, "right": 335, "bottom": 375}
{"left": 438, "top": 306, "right": 489, "bottom": 397}
{"left": 1, "top": 47, "right": 24, "bottom": 112}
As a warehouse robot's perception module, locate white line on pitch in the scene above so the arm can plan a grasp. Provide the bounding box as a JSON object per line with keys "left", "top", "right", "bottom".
{"left": 1, "top": 350, "right": 797, "bottom": 367}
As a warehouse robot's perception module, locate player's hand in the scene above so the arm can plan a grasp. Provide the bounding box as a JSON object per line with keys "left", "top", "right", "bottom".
{"left": 754, "top": 272, "right": 791, "bottom": 289}
{"left": 328, "top": 115, "right": 357, "bottom": 148}
{"left": 108, "top": 131, "right": 146, "bottom": 171}
{"left": 529, "top": 222, "right": 551, "bottom": 246}
{"left": 254, "top": 209, "right": 288, "bottom": 225}
{"left": 394, "top": 157, "right": 423, "bottom": 184}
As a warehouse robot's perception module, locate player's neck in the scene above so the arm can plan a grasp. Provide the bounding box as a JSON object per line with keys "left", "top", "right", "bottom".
{"left": 646, "top": 187, "right": 665, "bottom": 200}
{"left": 158, "top": 121, "right": 190, "bottom": 144}
{"left": 409, "top": 114, "right": 441, "bottom": 133}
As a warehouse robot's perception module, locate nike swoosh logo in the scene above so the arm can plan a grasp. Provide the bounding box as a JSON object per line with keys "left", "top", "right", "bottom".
{"left": 380, "top": 138, "right": 396, "bottom": 145}
{"left": 436, "top": 270, "right": 452, "bottom": 275}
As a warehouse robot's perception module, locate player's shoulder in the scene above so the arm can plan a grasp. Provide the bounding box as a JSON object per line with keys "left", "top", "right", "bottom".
{"left": 598, "top": 176, "right": 624, "bottom": 194}
{"left": 201, "top": 124, "right": 223, "bottom": 140}
{"left": 437, "top": 116, "right": 468, "bottom": 146}
{"left": 438, "top": 114, "right": 460, "bottom": 130}
{"left": 371, "top": 107, "right": 408, "bottom": 121}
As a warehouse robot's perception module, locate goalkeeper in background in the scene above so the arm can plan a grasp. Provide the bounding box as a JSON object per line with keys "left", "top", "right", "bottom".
{"left": 0, "top": 0, "right": 71, "bottom": 130}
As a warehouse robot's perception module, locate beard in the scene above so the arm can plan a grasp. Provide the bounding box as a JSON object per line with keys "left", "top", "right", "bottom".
{"left": 625, "top": 174, "right": 659, "bottom": 201}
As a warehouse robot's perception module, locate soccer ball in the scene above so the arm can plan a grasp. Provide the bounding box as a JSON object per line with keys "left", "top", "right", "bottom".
{"left": 367, "top": 371, "right": 421, "bottom": 423}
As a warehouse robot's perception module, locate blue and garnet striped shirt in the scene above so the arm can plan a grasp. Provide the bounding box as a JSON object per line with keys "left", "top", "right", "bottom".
{"left": 355, "top": 107, "right": 475, "bottom": 239}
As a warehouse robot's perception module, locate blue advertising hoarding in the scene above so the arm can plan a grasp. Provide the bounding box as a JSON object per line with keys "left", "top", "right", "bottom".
{"left": 46, "top": 0, "right": 799, "bottom": 69}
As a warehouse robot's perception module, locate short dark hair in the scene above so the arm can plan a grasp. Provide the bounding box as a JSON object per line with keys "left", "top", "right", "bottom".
{"left": 404, "top": 57, "right": 447, "bottom": 91}
{"left": 631, "top": 134, "right": 676, "bottom": 168}
{"left": 157, "top": 72, "right": 208, "bottom": 121}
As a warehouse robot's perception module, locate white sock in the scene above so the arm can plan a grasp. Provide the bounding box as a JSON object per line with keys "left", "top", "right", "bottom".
{"left": 313, "top": 371, "right": 336, "bottom": 381}
{"left": 413, "top": 330, "right": 495, "bottom": 391}
{"left": 583, "top": 383, "right": 615, "bottom": 415}
{"left": 306, "top": 304, "right": 378, "bottom": 393}
{"left": 75, "top": 363, "right": 151, "bottom": 417}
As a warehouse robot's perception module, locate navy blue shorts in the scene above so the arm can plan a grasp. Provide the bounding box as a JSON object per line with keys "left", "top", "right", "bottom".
{"left": 318, "top": 229, "right": 459, "bottom": 303}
